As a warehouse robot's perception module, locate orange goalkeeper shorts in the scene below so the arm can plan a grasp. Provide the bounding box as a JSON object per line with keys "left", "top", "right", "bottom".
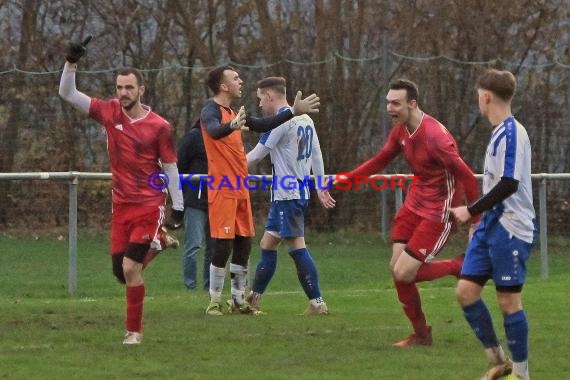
{"left": 208, "top": 192, "right": 254, "bottom": 239}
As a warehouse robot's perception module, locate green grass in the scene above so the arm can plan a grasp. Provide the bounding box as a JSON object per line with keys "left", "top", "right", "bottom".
{"left": 0, "top": 231, "right": 568, "bottom": 379}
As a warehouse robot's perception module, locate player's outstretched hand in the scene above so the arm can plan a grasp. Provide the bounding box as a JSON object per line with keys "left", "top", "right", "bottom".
{"left": 164, "top": 208, "right": 184, "bottom": 230}
{"left": 292, "top": 91, "right": 320, "bottom": 115}
{"left": 317, "top": 190, "right": 336, "bottom": 209}
{"left": 66, "top": 35, "right": 92, "bottom": 64}
{"left": 230, "top": 106, "right": 247, "bottom": 130}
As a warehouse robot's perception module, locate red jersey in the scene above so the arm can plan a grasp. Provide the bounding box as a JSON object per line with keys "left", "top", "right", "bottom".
{"left": 89, "top": 98, "right": 177, "bottom": 206}
{"left": 350, "top": 113, "right": 479, "bottom": 223}
{"left": 200, "top": 99, "right": 249, "bottom": 199}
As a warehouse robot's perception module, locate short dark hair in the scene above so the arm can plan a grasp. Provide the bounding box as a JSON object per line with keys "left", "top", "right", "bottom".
{"left": 207, "top": 65, "right": 236, "bottom": 94}
{"left": 389, "top": 79, "right": 419, "bottom": 102}
{"left": 257, "top": 76, "right": 286, "bottom": 95}
{"left": 117, "top": 67, "right": 144, "bottom": 86}
{"left": 477, "top": 69, "right": 516, "bottom": 102}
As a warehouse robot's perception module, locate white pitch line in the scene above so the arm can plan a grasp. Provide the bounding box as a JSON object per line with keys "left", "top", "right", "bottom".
{"left": 14, "top": 286, "right": 456, "bottom": 304}
{"left": 263, "top": 286, "right": 456, "bottom": 296}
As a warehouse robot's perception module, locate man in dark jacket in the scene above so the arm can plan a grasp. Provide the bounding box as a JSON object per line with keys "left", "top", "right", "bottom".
{"left": 177, "top": 120, "right": 214, "bottom": 290}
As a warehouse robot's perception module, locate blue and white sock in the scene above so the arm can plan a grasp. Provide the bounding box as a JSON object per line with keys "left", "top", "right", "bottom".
{"left": 463, "top": 299, "right": 500, "bottom": 348}
{"left": 504, "top": 310, "right": 529, "bottom": 378}
{"left": 289, "top": 247, "right": 321, "bottom": 300}
{"left": 252, "top": 249, "right": 277, "bottom": 294}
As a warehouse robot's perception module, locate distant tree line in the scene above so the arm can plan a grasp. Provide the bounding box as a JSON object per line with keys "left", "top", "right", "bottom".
{"left": 0, "top": 0, "right": 568, "bottom": 232}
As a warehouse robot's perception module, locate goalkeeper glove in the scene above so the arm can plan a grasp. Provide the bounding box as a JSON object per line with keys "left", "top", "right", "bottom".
{"left": 230, "top": 106, "right": 247, "bottom": 130}
{"left": 164, "top": 208, "right": 184, "bottom": 230}
{"left": 291, "top": 91, "right": 320, "bottom": 115}
{"left": 66, "top": 35, "right": 92, "bottom": 64}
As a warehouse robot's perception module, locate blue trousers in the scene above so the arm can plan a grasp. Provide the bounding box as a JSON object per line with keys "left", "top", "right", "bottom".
{"left": 183, "top": 207, "right": 214, "bottom": 289}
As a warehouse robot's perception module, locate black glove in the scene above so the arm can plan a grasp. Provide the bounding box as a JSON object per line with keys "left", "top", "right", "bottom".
{"left": 164, "top": 209, "right": 184, "bottom": 230}
{"left": 66, "top": 35, "right": 92, "bottom": 63}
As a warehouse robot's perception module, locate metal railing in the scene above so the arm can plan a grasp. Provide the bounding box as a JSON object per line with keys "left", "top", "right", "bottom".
{"left": 1, "top": 172, "right": 568, "bottom": 294}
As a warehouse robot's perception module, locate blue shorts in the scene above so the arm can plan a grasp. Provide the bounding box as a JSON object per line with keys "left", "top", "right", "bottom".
{"left": 461, "top": 213, "right": 536, "bottom": 287}
{"left": 265, "top": 199, "right": 308, "bottom": 238}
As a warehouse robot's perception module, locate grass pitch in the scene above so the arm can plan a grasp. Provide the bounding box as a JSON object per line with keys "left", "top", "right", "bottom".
{"left": 0, "top": 231, "right": 568, "bottom": 379}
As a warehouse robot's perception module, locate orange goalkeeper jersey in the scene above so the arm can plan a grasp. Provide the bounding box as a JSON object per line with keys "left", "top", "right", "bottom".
{"left": 200, "top": 99, "right": 249, "bottom": 199}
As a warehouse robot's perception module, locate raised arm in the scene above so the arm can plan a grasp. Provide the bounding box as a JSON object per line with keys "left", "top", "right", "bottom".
{"left": 59, "top": 36, "right": 93, "bottom": 113}
{"left": 245, "top": 92, "right": 320, "bottom": 133}
{"left": 59, "top": 62, "right": 91, "bottom": 113}
{"left": 244, "top": 109, "right": 294, "bottom": 133}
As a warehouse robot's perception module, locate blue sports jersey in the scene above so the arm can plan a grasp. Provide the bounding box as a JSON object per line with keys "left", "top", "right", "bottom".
{"left": 483, "top": 116, "right": 535, "bottom": 243}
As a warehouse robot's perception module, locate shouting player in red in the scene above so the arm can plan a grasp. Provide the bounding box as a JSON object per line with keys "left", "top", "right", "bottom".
{"left": 58, "top": 36, "right": 184, "bottom": 345}
{"left": 337, "top": 79, "right": 480, "bottom": 347}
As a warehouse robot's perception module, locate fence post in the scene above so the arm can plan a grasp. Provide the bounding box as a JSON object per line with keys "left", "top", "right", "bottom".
{"left": 539, "top": 176, "right": 548, "bottom": 279}
{"left": 68, "top": 173, "right": 78, "bottom": 295}
{"left": 395, "top": 186, "right": 403, "bottom": 212}
{"left": 380, "top": 29, "right": 391, "bottom": 242}
{"left": 381, "top": 191, "right": 388, "bottom": 241}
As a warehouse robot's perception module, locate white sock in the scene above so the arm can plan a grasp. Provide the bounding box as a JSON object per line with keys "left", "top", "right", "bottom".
{"left": 485, "top": 345, "right": 506, "bottom": 365}
{"left": 230, "top": 263, "right": 247, "bottom": 305}
{"left": 209, "top": 264, "right": 225, "bottom": 303}
{"left": 513, "top": 360, "right": 529, "bottom": 379}
{"left": 309, "top": 297, "right": 325, "bottom": 307}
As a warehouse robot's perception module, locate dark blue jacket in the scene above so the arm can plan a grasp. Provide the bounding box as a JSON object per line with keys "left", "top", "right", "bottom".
{"left": 177, "top": 120, "right": 208, "bottom": 210}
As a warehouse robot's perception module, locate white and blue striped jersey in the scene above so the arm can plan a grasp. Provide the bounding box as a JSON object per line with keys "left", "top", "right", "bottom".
{"left": 258, "top": 107, "right": 324, "bottom": 201}
{"left": 483, "top": 116, "right": 535, "bottom": 243}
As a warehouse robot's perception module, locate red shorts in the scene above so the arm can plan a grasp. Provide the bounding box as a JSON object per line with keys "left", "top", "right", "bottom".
{"left": 111, "top": 203, "right": 165, "bottom": 254}
{"left": 208, "top": 192, "right": 254, "bottom": 239}
{"left": 390, "top": 206, "right": 453, "bottom": 262}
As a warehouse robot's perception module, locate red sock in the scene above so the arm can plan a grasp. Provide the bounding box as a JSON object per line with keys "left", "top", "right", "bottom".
{"left": 394, "top": 281, "right": 428, "bottom": 336}
{"left": 126, "top": 284, "right": 145, "bottom": 333}
{"left": 415, "top": 259, "right": 457, "bottom": 282}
